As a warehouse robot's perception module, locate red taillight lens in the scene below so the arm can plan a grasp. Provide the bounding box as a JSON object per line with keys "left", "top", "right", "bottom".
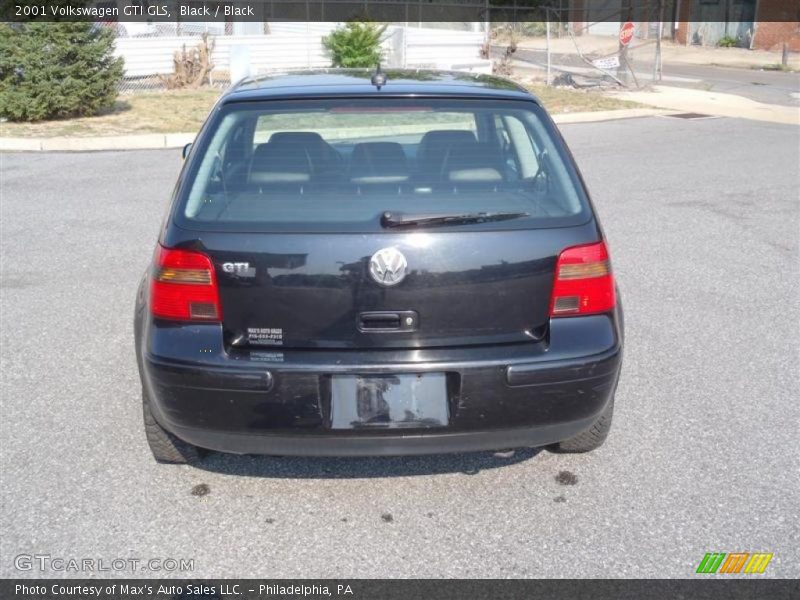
{"left": 550, "top": 241, "right": 615, "bottom": 317}
{"left": 150, "top": 245, "right": 221, "bottom": 321}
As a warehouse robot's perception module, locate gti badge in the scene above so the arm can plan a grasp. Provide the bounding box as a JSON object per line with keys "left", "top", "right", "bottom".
{"left": 369, "top": 247, "right": 407, "bottom": 287}
{"left": 222, "top": 262, "right": 255, "bottom": 277}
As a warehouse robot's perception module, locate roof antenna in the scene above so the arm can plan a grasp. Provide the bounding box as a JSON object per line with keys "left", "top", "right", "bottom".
{"left": 371, "top": 63, "right": 387, "bottom": 90}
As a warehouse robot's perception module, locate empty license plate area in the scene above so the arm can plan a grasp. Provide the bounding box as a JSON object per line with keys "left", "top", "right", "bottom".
{"left": 329, "top": 373, "right": 450, "bottom": 430}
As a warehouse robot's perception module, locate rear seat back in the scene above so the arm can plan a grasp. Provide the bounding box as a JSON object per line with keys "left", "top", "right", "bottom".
{"left": 417, "top": 130, "right": 478, "bottom": 182}
{"left": 268, "top": 132, "right": 341, "bottom": 179}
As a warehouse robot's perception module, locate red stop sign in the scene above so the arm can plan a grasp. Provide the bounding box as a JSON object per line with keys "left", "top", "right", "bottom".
{"left": 619, "top": 21, "right": 635, "bottom": 46}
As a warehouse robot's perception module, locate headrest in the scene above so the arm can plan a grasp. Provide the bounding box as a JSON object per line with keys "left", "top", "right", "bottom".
{"left": 349, "top": 142, "right": 409, "bottom": 185}
{"left": 269, "top": 131, "right": 325, "bottom": 145}
{"left": 418, "top": 129, "right": 478, "bottom": 162}
{"left": 250, "top": 143, "right": 311, "bottom": 184}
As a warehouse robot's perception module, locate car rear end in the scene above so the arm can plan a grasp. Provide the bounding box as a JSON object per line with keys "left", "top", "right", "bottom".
{"left": 135, "top": 77, "right": 623, "bottom": 460}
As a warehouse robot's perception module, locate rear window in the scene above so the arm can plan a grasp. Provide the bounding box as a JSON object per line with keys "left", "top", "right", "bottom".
{"left": 177, "top": 98, "right": 590, "bottom": 232}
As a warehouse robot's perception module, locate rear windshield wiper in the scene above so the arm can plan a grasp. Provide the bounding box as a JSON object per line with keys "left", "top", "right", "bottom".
{"left": 380, "top": 211, "right": 529, "bottom": 229}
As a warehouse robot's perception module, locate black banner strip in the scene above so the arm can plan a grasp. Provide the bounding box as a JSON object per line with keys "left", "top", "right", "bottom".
{"left": 4, "top": 0, "right": 800, "bottom": 23}
{"left": 2, "top": 579, "right": 800, "bottom": 600}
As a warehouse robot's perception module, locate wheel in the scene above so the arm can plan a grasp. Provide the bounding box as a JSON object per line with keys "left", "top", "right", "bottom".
{"left": 549, "top": 395, "right": 615, "bottom": 454}
{"left": 142, "top": 391, "right": 203, "bottom": 465}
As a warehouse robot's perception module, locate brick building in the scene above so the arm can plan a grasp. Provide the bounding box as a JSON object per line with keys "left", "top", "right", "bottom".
{"left": 674, "top": 0, "right": 800, "bottom": 51}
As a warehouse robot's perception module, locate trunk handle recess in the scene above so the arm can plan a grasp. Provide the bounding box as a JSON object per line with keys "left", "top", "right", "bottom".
{"left": 357, "top": 311, "right": 418, "bottom": 333}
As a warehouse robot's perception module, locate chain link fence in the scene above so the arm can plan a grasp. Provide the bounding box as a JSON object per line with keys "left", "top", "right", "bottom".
{"left": 113, "top": 24, "right": 296, "bottom": 94}
{"left": 112, "top": 24, "right": 249, "bottom": 93}
{"left": 490, "top": 2, "right": 676, "bottom": 90}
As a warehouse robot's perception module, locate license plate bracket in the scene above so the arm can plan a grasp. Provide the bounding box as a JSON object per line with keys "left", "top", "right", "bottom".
{"left": 330, "top": 373, "right": 449, "bottom": 430}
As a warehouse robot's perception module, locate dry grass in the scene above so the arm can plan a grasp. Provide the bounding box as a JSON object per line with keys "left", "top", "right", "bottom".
{"left": 753, "top": 63, "right": 797, "bottom": 73}
{"left": 526, "top": 84, "right": 644, "bottom": 113}
{"left": 0, "top": 89, "right": 221, "bottom": 138}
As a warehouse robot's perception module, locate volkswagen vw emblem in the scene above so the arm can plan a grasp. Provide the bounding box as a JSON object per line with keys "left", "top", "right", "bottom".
{"left": 369, "top": 247, "right": 408, "bottom": 287}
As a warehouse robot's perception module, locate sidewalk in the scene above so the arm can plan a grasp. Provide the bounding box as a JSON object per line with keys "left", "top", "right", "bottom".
{"left": 516, "top": 36, "right": 799, "bottom": 70}
{"left": 510, "top": 59, "right": 701, "bottom": 85}
{"left": 617, "top": 85, "right": 800, "bottom": 125}
{"left": 660, "top": 42, "right": 799, "bottom": 69}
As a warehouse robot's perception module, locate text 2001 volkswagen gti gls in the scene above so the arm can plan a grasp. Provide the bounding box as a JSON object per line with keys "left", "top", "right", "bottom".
{"left": 134, "top": 69, "right": 624, "bottom": 464}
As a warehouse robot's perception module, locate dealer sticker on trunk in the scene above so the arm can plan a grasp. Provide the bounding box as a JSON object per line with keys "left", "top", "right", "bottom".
{"left": 247, "top": 327, "right": 283, "bottom": 346}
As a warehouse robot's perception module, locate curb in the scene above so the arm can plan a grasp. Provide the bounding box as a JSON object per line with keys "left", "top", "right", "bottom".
{"left": 0, "top": 132, "right": 195, "bottom": 152}
{"left": 0, "top": 109, "right": 668, "bottom": 152}
{"left": 552, "top": 108, "right": 671, "bottom": 124}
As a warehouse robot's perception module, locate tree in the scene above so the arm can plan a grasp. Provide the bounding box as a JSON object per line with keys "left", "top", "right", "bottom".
{"left": 0, "top": 23, "right": 124, "bottom": 122}
{"left": 322, "top": 21, "right": 387, "bottom": 68}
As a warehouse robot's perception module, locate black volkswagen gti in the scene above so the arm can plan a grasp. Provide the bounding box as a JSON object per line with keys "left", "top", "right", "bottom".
{"left": 134, "top": 69, "right": 624, "bottom": 464}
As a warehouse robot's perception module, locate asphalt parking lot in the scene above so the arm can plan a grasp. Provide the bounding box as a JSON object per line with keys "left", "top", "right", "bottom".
{"left": 1, "top": 116, "right": 798, "bottom": 578}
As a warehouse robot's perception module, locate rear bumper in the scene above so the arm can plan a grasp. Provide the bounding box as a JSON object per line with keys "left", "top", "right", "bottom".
{"left": 167, "top": 417, "right": 604, "bottom": 457}
{"left": 139, "top": 314, "right": 623, "bottom": 456}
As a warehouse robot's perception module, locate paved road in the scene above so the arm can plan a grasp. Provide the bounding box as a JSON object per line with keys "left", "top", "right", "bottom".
{"left": 658, "top": 62, "right": 800, "bottom": 106}
{"left": 511, "top": 46, "right": 800, "bottom": 105}
{"left": 1, "top": 117, "right": 798, "bottom": 578}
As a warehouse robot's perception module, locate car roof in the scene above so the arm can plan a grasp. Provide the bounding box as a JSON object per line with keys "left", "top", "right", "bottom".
{"left": 222, "top": 69, "right": 538, "bottom": 103}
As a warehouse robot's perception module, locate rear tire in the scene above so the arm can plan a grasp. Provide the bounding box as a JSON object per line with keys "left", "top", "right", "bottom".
{"left": 142, "top": 391, "right": 202, "bottom": 465}
{"left": 549, "top": 395, "right": 614, "bottom": 453}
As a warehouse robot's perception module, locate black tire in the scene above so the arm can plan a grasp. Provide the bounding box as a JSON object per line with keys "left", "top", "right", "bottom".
{"left": 142, "top": 391, "right": 203, "bottom": 465}
{"left": 549, "top": 395, "right": 614, "bottom": 454}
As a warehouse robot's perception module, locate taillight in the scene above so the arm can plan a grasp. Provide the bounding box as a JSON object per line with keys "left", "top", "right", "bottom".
{"left": 550, "top": 241, "right": 615, "bottom": 317}
{"left": 150, "top": 245, "right": 221, "bottom": 321}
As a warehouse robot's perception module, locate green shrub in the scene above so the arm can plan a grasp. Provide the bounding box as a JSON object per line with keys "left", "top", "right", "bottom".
{"left": 0, "top": 23, "right": 124, "bottom": 122}
{"left": 322, "top": 21, "right": 387, "bottom": 68}
{"left": 717, "top": 35, "right": 740, "bottom": 48}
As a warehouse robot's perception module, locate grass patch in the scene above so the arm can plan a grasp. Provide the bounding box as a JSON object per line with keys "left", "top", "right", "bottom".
{"left": 526, "top": 84, "right": 644, "bottom": 113}
{"left": 1, "top": 84, "right": 644, "bottom": 139}
{"left": 0, "top": 89, "right": 221, "bottom": 138}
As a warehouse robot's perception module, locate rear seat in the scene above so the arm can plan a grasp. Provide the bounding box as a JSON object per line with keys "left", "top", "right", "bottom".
{"left": 247, "top": 134, "right": 506, "bottom": 194}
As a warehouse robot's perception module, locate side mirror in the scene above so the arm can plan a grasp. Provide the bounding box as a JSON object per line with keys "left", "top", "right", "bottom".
{"left": 182, "top": 143, "right": 192, "bottom": 160}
